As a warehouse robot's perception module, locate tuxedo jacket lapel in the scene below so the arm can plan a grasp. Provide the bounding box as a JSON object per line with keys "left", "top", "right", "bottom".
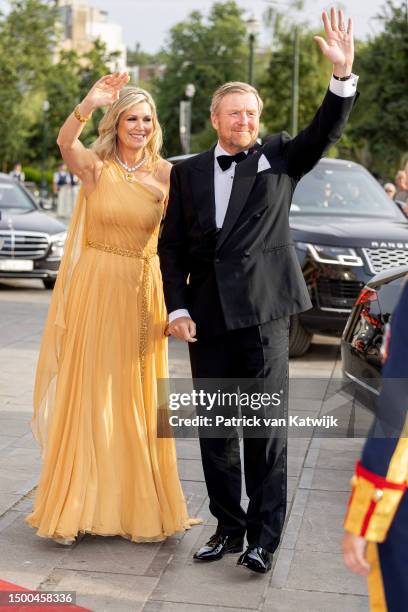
{"left": 190, "top": 147, "right": 217, "bottom": 235}
{"left": 216, "top": 150, "right": 260, "bottom": 252}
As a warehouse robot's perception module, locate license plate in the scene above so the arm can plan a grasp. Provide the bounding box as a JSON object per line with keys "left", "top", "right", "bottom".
{"left": 0, "top": 259, "right": 34, "bottom": 271}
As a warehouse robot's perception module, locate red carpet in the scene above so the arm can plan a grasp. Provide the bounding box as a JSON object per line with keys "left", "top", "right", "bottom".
{"left": 0, "top": 580, "right": 92, "bottom": 611}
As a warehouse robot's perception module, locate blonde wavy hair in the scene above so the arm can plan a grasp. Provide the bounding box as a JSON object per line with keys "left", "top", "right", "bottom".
{"left": 92, "top": 86, "right": 163, "bottom": 170}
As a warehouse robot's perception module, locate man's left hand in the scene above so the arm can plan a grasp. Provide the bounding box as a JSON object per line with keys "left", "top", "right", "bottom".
{"left": 314, "top": 8, "right": 354, "bottom": 78}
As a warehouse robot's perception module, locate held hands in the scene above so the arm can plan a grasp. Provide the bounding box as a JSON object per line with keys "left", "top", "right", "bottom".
{"left": 165, "top": 316, "right": 197, "bottom": 343}
{"left": 80, "top": 72, "right": 130, "bottom": 114}
{"left": 342, "top": 532, "right": 371, "bottom": 576}
{"left": 314, "top": 8, "right": 354, "bottom": 77}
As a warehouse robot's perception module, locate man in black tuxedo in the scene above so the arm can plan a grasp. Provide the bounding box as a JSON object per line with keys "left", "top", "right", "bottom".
{"left": 159, "top": 8, "right": 358, "bottom": 574}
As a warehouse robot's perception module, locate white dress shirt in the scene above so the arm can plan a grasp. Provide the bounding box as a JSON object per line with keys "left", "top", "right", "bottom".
{"left": 214, "top": 141, "right": 244, "bottom": 228}
{"left": 168, "top": 74, "right": 359, "bottom": 323}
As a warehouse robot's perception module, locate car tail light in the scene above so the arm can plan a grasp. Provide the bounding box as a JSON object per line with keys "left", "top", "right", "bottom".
{"left": 355, "top": 287, "right": 378, "bottom": 305}
{"left": 355, "top": 287, "right": 381, "bottom": 328}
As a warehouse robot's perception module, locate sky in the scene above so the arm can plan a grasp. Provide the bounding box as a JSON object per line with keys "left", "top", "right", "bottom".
{"left": 87, "top": 0, "right": 390, "bottom": 53}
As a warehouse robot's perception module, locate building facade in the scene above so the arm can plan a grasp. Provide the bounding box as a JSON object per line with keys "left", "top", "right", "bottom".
{"left": 57, "top": 0, "right": 127, "bottom": 70}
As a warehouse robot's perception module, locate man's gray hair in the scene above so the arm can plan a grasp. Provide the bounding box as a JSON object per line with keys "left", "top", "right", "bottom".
{"left": 210, "top": 81, "right": 263, "bottom": 115}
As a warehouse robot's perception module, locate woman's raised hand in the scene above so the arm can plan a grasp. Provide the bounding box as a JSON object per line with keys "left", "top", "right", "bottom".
{"left": 83, "top": 72, "right": 130, "bottom": 110}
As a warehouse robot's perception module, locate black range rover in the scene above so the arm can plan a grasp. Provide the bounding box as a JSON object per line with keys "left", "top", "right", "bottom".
{"left": 341, "top": 264, "right": 408, "bottom": 410}
{"left": 290, "top": 158, "right": 408, "bottom": 356}
{"left": 0, "top": 173, "right": 67, "bottom": 289}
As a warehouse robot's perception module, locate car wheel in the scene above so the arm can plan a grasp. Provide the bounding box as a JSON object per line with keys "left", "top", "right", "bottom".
{"left": 289, "top": 315, "right": 313, "bottom": 357}
{"left": 43, "top": 278, "right": 56, "bottom": 290}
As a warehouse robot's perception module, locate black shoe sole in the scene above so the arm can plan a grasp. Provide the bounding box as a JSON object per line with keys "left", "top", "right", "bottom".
{"left": 238, "top": 562, "right": 272, "bottom": 574}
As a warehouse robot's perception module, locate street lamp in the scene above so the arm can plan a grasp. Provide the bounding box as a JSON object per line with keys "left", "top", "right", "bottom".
{"left": 179, "top": 83, "right": 196, "bottom": 155}
{"left": 41, "top": 99, "right": 50, "bottom": 202}
{"left": 246, "top": 16, "right": 260, "bottom": 85}
{"left": 291, "top": 27, "right": 299, "bottom": 137}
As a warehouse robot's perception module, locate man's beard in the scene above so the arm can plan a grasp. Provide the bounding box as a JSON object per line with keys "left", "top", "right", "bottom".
{"left": 230, "top": 135, "right": 257, "bottom": 151}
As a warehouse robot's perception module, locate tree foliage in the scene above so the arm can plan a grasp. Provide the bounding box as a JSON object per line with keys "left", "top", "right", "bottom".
{"left": 349, "top": 1, "right": 408, "bottom": 177}
{"left": 260, "top": 1, "right": 408, "bottom": 176}
{"left": 0, "top": 1, "right": 120, "bottom": 174}
{"left": 153, "top": 1, "right": 249, "bottom": 155}
{"left": 0, "top": 0, "right": 406, "bottom": 180}
{"left": 259, "top": 25, "right": 331, "bottom": 136}
{"left": 0, "top": 0, "right": 56, "bottom": 169}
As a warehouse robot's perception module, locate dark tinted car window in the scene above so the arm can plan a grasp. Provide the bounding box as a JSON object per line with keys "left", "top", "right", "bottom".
{"left": 291, "top": 164, "right": 402, "bottom": 219}
{"left": 377, "top": 277, "right": 406, "bottom": 317}
{"left": 0, "top": 182, "right": 35, "bottom": 212}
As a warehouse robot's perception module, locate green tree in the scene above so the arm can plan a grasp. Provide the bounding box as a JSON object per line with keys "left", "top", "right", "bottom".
{"left": 153, "top": 1, "right": 249, "bottom": 155}
{"left": 0, "top": 0, "right": 57, "bottom": 169}
{"left": 349, "top": 1, "right": 408, "bottom": 177}
{"left": 26, "top": 39, "right": 120, "bottom": 168}
{"left": 0, "top": 0, "right": 121, "bottom": 172}
{"left": 259, "top": 20, "right": 331, "bottom": 139}
{"left": 25, "top": 50, "right": 82, "bottom": 167}
{"left": 76, "top": 39, "right": 122, "bottom": 147}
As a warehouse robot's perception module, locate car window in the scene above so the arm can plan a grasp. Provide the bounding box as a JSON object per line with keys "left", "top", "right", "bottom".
{"left": 0, "top": 182, "right": 35, "bottom": 212}
{"left": 291, "top": 164, "right": 402, "bottom": 219}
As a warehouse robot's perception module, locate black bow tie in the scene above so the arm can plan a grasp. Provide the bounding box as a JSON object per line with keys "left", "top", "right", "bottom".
{"left": 216, "top": 151, "right": 247, "bottom": 171}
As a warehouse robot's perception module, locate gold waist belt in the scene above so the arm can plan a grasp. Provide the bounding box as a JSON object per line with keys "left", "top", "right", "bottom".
{"left": 87, "top": 240, "right": 157, "bottom": 260}
{"left": 87, "top": 240, "right": 157, "bottom": 381}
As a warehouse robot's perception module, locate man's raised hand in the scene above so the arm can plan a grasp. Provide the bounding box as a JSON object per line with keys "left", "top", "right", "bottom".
{"left": 314, "top": 8, "right": 354, "bottom": 78}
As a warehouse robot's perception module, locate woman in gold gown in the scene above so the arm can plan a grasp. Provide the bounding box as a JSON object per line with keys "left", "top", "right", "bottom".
{"left": 26, "top": 73, "right": 200, "bottom": 544}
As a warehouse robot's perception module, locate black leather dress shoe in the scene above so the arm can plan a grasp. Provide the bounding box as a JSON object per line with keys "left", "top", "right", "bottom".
{"left": 237, "top": 546, "right": 272, "bottom": 574}
{"left": 193, "top": 533, "right": 244, "bottom": 561}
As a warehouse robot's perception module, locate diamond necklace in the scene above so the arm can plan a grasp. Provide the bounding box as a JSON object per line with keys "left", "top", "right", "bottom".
{"left": 115, "top": 153, "right": 146, "bottom": 173}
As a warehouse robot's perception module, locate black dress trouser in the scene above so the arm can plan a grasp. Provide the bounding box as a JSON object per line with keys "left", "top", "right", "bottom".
{"left": 188, "top": 317, "right": 289, "bottom": 554}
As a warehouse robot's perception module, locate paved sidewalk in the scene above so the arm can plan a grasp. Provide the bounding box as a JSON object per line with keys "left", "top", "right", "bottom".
{"left": 0, "top": 281, "right": 369, "bottom": 611}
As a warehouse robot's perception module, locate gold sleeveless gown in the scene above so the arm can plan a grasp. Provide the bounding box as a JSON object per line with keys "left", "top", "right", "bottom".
{"left": 26, "top": 161, "right": 198, "bottom": 541}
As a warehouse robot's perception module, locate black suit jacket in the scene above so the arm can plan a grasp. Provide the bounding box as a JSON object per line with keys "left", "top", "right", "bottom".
{"left": 159, "top": 89, "right": 358, "bottom": 336}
